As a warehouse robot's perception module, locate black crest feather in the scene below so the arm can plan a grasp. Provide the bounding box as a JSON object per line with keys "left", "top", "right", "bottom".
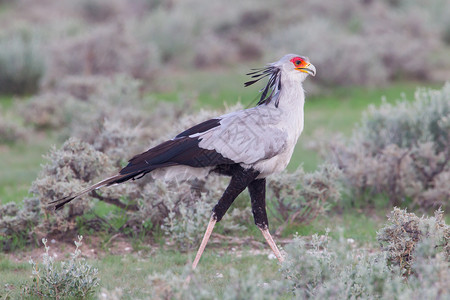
{"left": 245, "top": 66, "right": 282, "bottom": 107}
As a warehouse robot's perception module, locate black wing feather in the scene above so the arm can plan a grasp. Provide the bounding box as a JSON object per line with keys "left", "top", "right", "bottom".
{"left": 175, "top": 118, "right": 221, "bottom": 138}
{"left": 119, "top": 137, "right": 233, "bottom": 177}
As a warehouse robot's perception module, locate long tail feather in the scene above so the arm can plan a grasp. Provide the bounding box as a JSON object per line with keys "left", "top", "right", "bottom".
{"left": 49, "top": 174, "right": 128, "bottom": 211}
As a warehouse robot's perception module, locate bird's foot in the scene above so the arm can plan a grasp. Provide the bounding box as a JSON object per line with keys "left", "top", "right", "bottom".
{"left": 259, "top": 227, "right": 284, "bottom": 263}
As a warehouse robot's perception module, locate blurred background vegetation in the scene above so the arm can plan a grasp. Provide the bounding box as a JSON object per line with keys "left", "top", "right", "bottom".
{"left": 0, "top": 0, "right": 449, "bottom": 298}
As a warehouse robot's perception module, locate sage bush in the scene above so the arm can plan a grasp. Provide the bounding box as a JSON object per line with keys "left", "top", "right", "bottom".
{"left": 30, "top": 137, "right": 114, "bottom": 234}
{"left": 267, "top": 164, "right": 341, "bottom": 234}
{"left": 0, "top": 114, "right": 28, "bottom": 144}
{"left": 0, "top": 33, "right": 46, "bottom": 95}
{"left": 42, "top": 24, "right": 158, "bottom": 89}
{"left": 377, "top": 207, "right": 449, "bottom": 275}
{"left": 19, "top": 92, "right": 79, "bottom": 130}
{"left": 23, "top": 236, "right": 100, "bottom": 299}
{"left": 328, "top": 83, "right": 450, "bottom": 209}
{"left": 0, "top": 198, "right": 40, "bottom": 251}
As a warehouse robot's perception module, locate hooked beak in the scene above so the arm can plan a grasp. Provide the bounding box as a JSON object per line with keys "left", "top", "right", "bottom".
{"left": 297, "top": 63, "right": 316, "bottom": 77}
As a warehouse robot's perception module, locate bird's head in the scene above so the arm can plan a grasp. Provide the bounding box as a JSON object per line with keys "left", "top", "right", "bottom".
{"left": 273, "top": 54, "right": 316, "bottom": 79}
{"left": 245, "top": 54, "right": 316, "bottom": 107}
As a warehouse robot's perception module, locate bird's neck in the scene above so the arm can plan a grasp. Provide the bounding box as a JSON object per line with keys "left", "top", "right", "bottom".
{"left": 274, "top": 75, "right": 306, "bottom": 138}
{"left": 279, "top": 76, "right": 305, "bottom": 108}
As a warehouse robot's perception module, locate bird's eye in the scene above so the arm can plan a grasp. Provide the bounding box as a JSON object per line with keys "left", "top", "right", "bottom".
{"left": 290, "top": 57, "right": 305, "bottom": 67}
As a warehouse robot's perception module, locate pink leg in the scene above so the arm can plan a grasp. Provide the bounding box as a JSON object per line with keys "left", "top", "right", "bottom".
{"left": 185, "top": 217, "right": 217, "bottom": 287}
{"left": 192, "top": 216, "right": 217, "bottom": 269}
{"left": 259, "top": 227, "right": 284, "bottom": 262}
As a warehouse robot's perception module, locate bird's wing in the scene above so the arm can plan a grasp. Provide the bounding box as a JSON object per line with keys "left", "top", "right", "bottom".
{"left": 194, "top": 108, "right": 287, "bottom": 165}
{"left": 121, "top": 107, "right": 287, "bottom": 180}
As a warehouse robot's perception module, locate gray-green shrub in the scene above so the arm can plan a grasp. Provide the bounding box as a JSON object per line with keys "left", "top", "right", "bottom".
{"left": 267, "top": 164, "right": 341, "bottom": 234}
{"left": 0, "top": 114, "right": 28, "bottom": 144}
{"left": 43, "top": 24, "right": 158, "bottom": 89}
{"left": 389, "top": 0, "right": 450, "bottom": 45}
{"left": 160, "top": 183, "right": 219, "bottom": 251}
{"left": 0, "top": 198, "right": 40, "bottom": 251}
{"left": 328, "top": 83, "right": 450, "bottom": 209}
{"left": 280, "top": 213, "right": 449, "bottom": 299}
{"left": 280, "top": 231, "right": 401, "bottom": 299}
{"left": 67, "top": 76, "right": 150, "bottom": 163}
{"left": 23, "top": 76, "right": 203, "bottom": 239}
{"left": 19, "top": 92, "right": 80, "bottom": 130}
{"left": 377, "top": 207, "right": 449, "bottom": 275}
{"left": 30, "top": 137, "right": 114, "bottom": 233}
{"left": 158, "top": 178, "right": 242, "bottom": 251}
{"left": 77, "top": 0, "right": 119, "bottom": 23}
{"left": 0, "top": 33, "right": 46, "bottom": 95}
{"left": 53, "top": 75, "right": 109, "bottom": 100}
{"left": 23, "top": 236, "right": 99, "bottom": 299}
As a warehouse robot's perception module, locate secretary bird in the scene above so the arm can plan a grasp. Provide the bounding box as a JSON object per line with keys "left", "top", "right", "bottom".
{"left": 51, "top": 54, "right": 316, "bottom": 268}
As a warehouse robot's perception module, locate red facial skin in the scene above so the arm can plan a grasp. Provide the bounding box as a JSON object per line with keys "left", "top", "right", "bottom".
{"left": 290, "top": 57, "right": 308, "bottom": 68}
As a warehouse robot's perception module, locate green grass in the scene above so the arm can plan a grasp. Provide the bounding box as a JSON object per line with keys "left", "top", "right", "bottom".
{"left": 281, "top": 212, "right": 380, "bottom": 244}
{"left": 0, "top": 136, "right": 58, "bottom": 205}
{"left": 0, "top": 95, "right": 14, "bottom": 109}
{"left": 96, "top": 251, "right": 279, "bottom": 298}
{"left": 0, "top": 95, "right": 61, "bottom": 206}
{"left": 0, "top": 249, "right": 280, "bottom": 299}
{"left": 0, "top": 255, "right": 30, "bottom": 298}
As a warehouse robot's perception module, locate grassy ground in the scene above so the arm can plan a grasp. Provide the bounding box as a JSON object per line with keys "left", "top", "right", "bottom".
{"left": 0, "top": 249, "right": 281, "bottom": 299}
{"left": 0, "top": 137, "right": 57, "bottom": 204}
{"left": 0, "top": 209, "right": 379, "bottom": 298}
